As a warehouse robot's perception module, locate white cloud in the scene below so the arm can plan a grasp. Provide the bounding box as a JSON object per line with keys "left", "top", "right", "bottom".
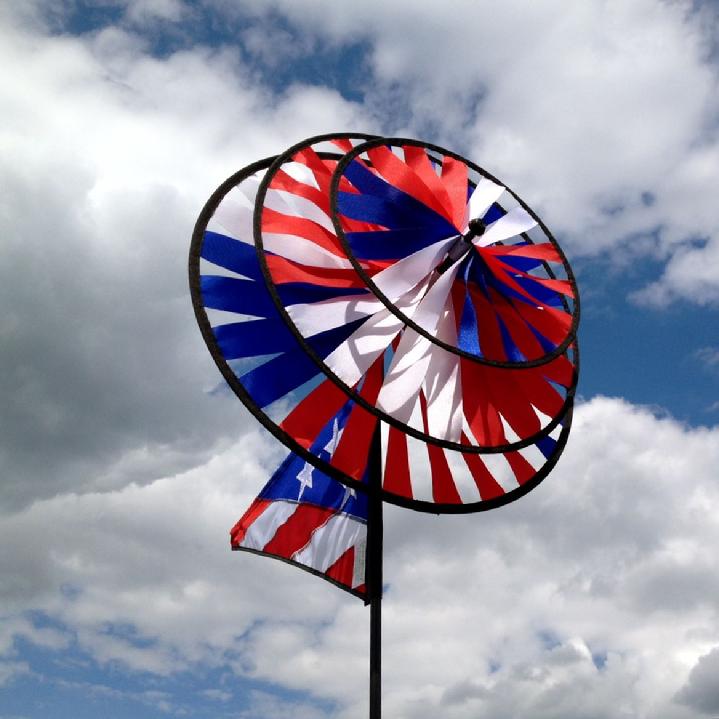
{"left": 1, "top": 398, "right": 719, "bottom": 717}
{"left": 124, "top": 0, "right": 188, "bottom": 25}
{"left": 236, "top": 690, "right": 331, "bottom": 719}
{"left": 0, "top": 661, "right": 31, "bottom": 688}
{"left": 632, "top": 235, "right": 719, "bottom": 307}
{"left": 0, "top": 7, "right": 374, "bottom": 508}
{"left": 209, "top": 0, "right": 719, "bottom": 306}
{"left": 200, "top": 687, "right": 232, "bottom": 702}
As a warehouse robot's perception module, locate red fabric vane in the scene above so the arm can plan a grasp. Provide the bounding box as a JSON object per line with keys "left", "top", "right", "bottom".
{"left": 484, "top": 252, "right": 575, "bottom": 299}
{"left": 331, "top": 138, "right": 354, "bottom": 153}
{"left": 510, "top": 366, "right": 566, "bottom": 418}
{"left": 281, "top": 379, "right": 353, "bottom": 449}
{"left": 330, "top": 356, "right": 384, "bottom": 480}
{"left": 460, "top": 358, "right": 507, "bottom": 446}
{"left": 270, "top": 168, "right": 331, "bottom": 214}
{"left": 403, "top": 146, "right": 455, "bottom": 221}
{"left": 486, "top": 242, "right": 562, "bottom": 263}
{"left": 504, "top": 451, "right": 536, "bottom": 485}
{"left": 508, "top": 298, "right": 572, "bottom": 347}
{"left": 294, "top": 147, "right": 358, "bottom": 196}
{"left": 419, "top": 392, "right": 462, "bottom": 504}
{"left": 484, "top": 367, "right": 542, "bottom": 440}
{"left": 262, "top": 207, "right": 346, "bottom": 257}
{"left": 440, "top": 156, "right": 469, "bottom": 231}
{"left": 266, "top": 254, "right": 389, "bottom": 287}
{"left": 366, "top": 145, "right": 454, "bottom": 225}
{"left": 383, "top": 424, "right": 412, "bottom": 498}
{"left": 488, "top": 286, "right": 547, "bottom": 360}
{"left": 460, "top": 439, "right": 505, "bottom": 500}
{"left": 468, "top": 286, "right": 508, "bottom": 361}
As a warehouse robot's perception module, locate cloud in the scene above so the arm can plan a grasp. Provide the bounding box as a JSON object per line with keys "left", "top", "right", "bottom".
{"left": 124, "top": 0, "right": 188, "bottom": 25}
{"left": 676, "top": 646, "right": 719, "bottom": 715}
{"left": 203, "top": 0, "right": 719, "bottom": 306}
{"left": 0, "top": 661, "right": 30, "bottom": 688}
{"left": 236, "top": 690, "right": 332, "bottom": 719}
{"left": 2, "top": 398, "right": 719, "bottom": 717}
{"left": 200, "top": 687, "right": 232, "bottom": 702}
{"left": 694, "top": 346, "right": 719, "bottom": 371}
{"left": 631, "top": 236, "right": 719, "bottom": 307}
{"left": 0, "top": 7, "right": 373, "bottom": 509}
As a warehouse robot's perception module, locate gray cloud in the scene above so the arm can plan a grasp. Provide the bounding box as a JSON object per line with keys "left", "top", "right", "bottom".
{"left": 0, "top": 10, "right": 373, "bottom": 509}
{"left": 676, "top": 647, "right": 719, "bottom": 715}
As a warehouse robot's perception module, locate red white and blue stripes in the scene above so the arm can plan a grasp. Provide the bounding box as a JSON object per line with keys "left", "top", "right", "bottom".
{"left": 189, "top": 134, "right": 579, "bottom": 515}
{"left": 231, "top": 407, "right": 368, "bottom": 599}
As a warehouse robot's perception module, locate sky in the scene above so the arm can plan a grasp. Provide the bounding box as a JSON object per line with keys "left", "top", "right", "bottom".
{"left": 1, "top": 0, "right": 719, "bottom": 717}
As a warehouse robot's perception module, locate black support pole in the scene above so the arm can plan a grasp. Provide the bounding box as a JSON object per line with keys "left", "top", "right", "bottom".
{"left": 366, "top": 424, "right": 384, "bottom": 719}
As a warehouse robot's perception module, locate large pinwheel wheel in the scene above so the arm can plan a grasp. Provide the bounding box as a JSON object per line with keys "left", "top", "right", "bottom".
{"left": 189, "top": 133, "right": 580, "bottom": 719}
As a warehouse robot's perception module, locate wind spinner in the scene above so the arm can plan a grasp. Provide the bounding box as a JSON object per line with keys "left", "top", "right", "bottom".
{"left": 189, "top": 133, "right": 580, "bottom": 718}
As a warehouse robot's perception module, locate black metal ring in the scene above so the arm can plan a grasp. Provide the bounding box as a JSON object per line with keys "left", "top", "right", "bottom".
{"left": 329, "top": 136, "right": 581, "bottom": 368}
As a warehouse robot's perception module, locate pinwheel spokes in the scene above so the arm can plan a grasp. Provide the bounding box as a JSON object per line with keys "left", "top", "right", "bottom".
{"left": 189, "top": 134, "right": 579, "bottom": 513}
{"left": 330, "top": 138, "right": 578, "bottom": 367}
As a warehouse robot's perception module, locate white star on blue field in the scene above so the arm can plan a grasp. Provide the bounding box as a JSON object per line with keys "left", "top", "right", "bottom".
{"left": 2, "top": 2, "right": 719, "bottom": 719}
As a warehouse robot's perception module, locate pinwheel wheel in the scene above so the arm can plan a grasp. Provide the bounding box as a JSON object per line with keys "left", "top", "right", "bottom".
{"left": 189, "top": 133, "right": 580, "bottom": 719}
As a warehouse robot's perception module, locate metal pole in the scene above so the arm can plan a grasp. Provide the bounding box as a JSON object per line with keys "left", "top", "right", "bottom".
{"left": 369, "top": 579, "right": 382, "bottom": 719}
{"left": 367, "top": 424, "right": 383, "bottom": 719}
